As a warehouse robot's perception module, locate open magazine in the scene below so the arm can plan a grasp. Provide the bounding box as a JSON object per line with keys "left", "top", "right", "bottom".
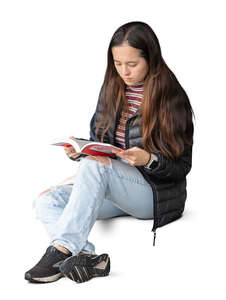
{"left": 50, "top": 137, "right": 124, "bottom": 158}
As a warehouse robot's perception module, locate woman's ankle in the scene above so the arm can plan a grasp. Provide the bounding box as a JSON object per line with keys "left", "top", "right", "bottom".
{"left": 53, "top": 243, "right": 71, "bottom": 255}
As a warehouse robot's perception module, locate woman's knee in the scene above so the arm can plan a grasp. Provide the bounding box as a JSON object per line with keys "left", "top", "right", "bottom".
{"left": 32, "top": 190, "right": 53, "bottom": 219}
{"left": 32, "top": 186, "right": 69, "bottom": 219}
{"left": 79, "top": 156, "right": 111, "bottom": 172}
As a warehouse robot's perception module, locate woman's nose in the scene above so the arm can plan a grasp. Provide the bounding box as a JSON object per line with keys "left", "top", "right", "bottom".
{"left": 122, "top": 65, "right": 130, "bottom": 76}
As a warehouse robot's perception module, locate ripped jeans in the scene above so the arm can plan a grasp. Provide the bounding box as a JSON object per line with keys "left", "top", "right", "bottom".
{"left": 32, "top": 157, "right": 154, "bottom": 255}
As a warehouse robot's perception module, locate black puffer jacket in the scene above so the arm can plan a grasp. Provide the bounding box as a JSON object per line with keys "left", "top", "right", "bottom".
{"left": 89, "top": 84, "right": 193, "bottom": 245}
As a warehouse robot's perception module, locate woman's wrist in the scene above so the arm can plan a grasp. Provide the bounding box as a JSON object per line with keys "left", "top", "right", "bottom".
{"left": 144, "top": 152, "right": 159, "bottom": 169}
{"left": 144, "top": 153, "right": 152, "bottom": 166}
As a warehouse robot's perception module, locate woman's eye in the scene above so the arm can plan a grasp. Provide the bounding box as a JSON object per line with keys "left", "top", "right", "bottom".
{"left": 115, "top": 64, "right": 137, "bottom": 67}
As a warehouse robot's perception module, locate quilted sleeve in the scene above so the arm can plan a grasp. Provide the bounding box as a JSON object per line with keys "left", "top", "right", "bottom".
{"left": 89, "top": 83, "right": 110, "bottom": 143}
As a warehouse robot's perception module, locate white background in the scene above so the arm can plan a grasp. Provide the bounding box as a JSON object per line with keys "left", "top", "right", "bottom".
{"left": 0, "top": 0, "right": 225, "bottom": 298}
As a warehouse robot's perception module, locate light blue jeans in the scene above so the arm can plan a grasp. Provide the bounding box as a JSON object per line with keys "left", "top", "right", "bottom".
{"left": 32, "top": 157, "right": 154, "bottom": 255}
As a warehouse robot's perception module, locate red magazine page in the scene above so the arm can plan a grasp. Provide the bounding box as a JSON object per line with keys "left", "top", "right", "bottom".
{"left": 82, "top": 144, "right": 120, "bottom": 157}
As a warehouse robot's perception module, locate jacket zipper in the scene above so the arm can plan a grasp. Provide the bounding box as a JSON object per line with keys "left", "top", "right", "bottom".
{"left": 124, "top": 116, "right": 158, "bottom": 246}
{"left": 149, "top": 181, "right": 158, "bottom": 246}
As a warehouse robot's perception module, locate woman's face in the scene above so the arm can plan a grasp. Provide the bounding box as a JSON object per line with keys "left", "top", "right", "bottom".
{"left": 112, "top": 43, "right": 149, "bottom": 85}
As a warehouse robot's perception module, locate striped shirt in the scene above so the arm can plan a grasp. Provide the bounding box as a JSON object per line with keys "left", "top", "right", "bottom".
{"left": 115, "top": 81, "right": 144, "bottom": 149}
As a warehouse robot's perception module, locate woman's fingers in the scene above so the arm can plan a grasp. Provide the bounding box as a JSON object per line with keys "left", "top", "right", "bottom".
{"left": 64, "top": 145, "right": 74, "bottom": 151}
{"left": 70, "top": 153, "right": 80, "bottom": 158}
{"left": 64, "top": 144, "right": 80, "bottom": 160}
{"left": 69, "top": 136, "right": 76, "bottom": 141}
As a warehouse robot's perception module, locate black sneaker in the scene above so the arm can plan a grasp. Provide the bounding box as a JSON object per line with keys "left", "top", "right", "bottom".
{"left": 25, "top": 246, "right": 72, "bottom": 283}
{"left": 60, "top": 253, "right": 110, "bottom": 283}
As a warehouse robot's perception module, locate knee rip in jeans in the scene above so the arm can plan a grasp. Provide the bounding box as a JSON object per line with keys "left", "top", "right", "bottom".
{"left": 33, "top": 194, "right": 58, "bottom": 218}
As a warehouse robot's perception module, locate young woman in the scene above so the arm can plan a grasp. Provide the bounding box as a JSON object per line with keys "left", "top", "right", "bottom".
{"left": 25, "top": 21, "right": 194, "bottom": 284}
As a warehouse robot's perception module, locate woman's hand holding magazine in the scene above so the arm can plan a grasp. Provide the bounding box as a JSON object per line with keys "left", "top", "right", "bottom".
{"left": 64, "top": 136, "right": 110, "bottom": 166}
{"left": 64, "top": 136, "right": 81, "bottom": 160}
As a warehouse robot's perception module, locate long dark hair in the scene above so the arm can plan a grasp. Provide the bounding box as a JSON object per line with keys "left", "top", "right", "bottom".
{"left": 95, "top": 21, "right": 195, "bottom": 160}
